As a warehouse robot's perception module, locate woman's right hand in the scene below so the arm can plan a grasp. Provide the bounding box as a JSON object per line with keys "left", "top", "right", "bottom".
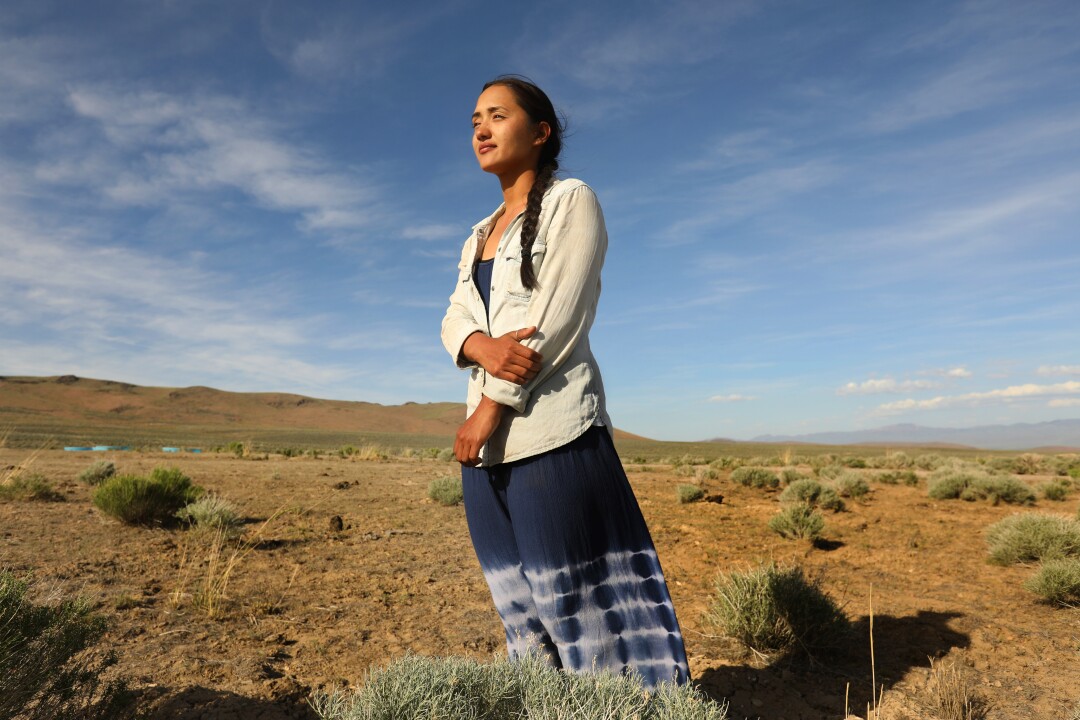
{"left": 462, "top": 327, "right": 543, "bottom": 385}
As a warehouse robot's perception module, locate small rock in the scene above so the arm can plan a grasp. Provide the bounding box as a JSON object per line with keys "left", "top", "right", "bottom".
{"left": 329, "top": 515, "right": 344, "bottom": 532}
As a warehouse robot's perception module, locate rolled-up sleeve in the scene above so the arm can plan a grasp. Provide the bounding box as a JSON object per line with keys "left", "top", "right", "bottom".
{"left": 481, "top": 184, "right": 607, "bottom": 412}
{"left": 440, "top": 245, "right": 484, "bottom": 369}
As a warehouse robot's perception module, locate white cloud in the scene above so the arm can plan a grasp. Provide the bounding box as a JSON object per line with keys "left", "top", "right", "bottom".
{"left": 1048, "top": 398, "right": 1080, "bottom": 408}
{"left": 878, "top": 381, "right": 1080, "bottom": 412}
{"left": 918, "top": 366, "right": 973, "bottom": 378}
{"left": 60, "top": 87, "right": 385, "bottom": 233}
{"left": 1037, "top": 365, "right": 1080, "bottom": 377}
{"left": 708, "top": 393, "right": 756, "bottom": 403}
{"left": 838, "top": 378, "right": 938, "bottom": 395}
{"left": 403, "top": 224, "right": 462, "bottom": 241}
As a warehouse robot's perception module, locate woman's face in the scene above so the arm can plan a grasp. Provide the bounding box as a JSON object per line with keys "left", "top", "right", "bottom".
{"left": 471, "top": 84, "right": 549, "bottom": 177}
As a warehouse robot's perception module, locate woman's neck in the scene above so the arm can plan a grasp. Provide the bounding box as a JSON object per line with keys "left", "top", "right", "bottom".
{"left": 498, "top": 167, "right": 537, "bottom": 214}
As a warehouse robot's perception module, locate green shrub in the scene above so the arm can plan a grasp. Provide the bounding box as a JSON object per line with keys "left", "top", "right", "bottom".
{"left": 768, "top": 503, "right": 825, "bottom": 541}
{"left": 731, "top": 467, "right": 779, "bottom": 489}
{"left": 1024, "top": 558, "right": 1080, "bottom": 605}
{"left": 710, "top": 456, "right": 741, "bottom": 470}
{"left": 175, "top": 494, "right": 243, "bottom": 536}
{"left": 275, "top": 447, "right": 303, "bottom": 458}
{"left": 694, "top": 466, "right": 719, "bottom": 481}
{"left": 1069, "top": 467, "right": 1080, "bottom": 480}
{"left": 312, "top": 651, "right": 727, "bottom": 720}
{"left": 673, "top": 464, "right": 695, "bottom": 477}
{"left": 428, "top": 476, "right": 464, "bottom": 506}
{"left": 0, "top": 572, "right": 134, "bottom": 720}
{"left": 225, "top": 441, "right": 246, "bottom": 458}
{"left": 833, "top": 472, "right": 870, "bottom": 499}
{"left": 817, "top": 464, "right": 844, "bottom": 481}
{"left": 437, "top": 448, "right": 456, "bottom": 462}
{"left": 707, "top": 562, "right": 849, "bottom": 660}
{"left": 1043, "top": 482, "right": 1069, "bottom": 502}
{"left": 92, "top": 468, "right": 202, "bottom": 526}
{"left": 875, "top": 470, "right": 919, "bottom": 486}
{"left": 986, "top": 513, "right": 1080, "bottom": 565}
{"left": 78, "top": 461, "right": 116, "bottom": 486}
{"left": 840, "top": 456, "right": 866, "bottom": 469}
{"left": 913, "top": 454, "right": 944, "bottom": 471}
{"left": 882, "top": 451, "right": 912, "bottom": 469}
{"left": 780, "top": 467, "right": 807, "bottom": 485}
{"left": 778, "top": 479, "right": 844, "bottom": 512}
{"left": 0, "top": 473, "right": 64, "bottom": 502}
{"left": 961, "top": 477, "right": 1035, "bottom": 505}
{"left": 677, "top": 484, "right": 705, "bottom": 504}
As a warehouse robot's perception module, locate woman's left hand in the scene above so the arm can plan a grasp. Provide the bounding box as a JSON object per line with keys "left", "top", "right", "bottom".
{"left": 455, "top": 396, "right": 504, "bottom": 466}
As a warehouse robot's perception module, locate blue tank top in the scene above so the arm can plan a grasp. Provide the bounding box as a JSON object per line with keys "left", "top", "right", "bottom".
{"left": 474, "top": 258, "right": 494, "bottom": 318}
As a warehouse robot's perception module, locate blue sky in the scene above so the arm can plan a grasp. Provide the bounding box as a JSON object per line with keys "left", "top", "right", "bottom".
{"left": 2, "top": 0, "right": 1079, "bottom": 441}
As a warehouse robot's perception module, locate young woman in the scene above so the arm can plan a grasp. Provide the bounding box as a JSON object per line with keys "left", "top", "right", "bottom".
{"left": 441, "top": 76, "right": 690, "bottom": 689}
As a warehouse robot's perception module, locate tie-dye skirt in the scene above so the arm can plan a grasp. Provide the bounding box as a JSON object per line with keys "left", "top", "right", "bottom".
{"left": 460, "top": 425, "right": 690, "bottom": 689}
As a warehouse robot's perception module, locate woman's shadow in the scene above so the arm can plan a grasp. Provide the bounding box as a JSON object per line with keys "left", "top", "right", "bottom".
{"left": 695, "top": 609, "right": 969, "bottom": 719}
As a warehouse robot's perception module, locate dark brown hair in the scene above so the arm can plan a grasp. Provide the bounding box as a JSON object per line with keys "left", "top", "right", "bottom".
{"left": 482, "top": 75, "right": 564, "bottom": 291}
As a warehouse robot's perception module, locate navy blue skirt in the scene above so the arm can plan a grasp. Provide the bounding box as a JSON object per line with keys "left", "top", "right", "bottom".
{"left": 461, "top": 425, "right": 690, "bottom": 688}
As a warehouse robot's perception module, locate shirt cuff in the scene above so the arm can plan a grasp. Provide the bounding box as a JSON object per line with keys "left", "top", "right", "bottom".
{"left": 482, "top": 376, "right": 529, "bottom": 413}
{"left": 447, "top": 325, "right": 484, "bottom": 369}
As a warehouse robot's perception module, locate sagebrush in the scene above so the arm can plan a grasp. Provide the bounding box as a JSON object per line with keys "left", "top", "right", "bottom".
{"left": 1024, "top": 558, "right": 1080, "bottom": 605}
{"left": 707, "top": 562, "right": 849, "bottom": 660}
{"left": 985, "top": 513, "right": 1080, "bottom": 565}
{"left": 0, "top": 572, "right": 135, "bottom": 720}
{"left": 92, "top": 466, "right": 202, "bottom": 525}
{"left": 428, "top": 475, "right": 464, "bottom": 506}
{"left": 78, "top": 461, "right": 116, "bottom": 486}
{"left": 311, "top": 651, "right": 728, "bottom": 720}
{"left": 768, "top": 503, "right": 825, "bottom": 540}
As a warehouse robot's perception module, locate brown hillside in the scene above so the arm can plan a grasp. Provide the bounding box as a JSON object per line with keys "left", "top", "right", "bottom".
{"left": 0, "top": 375, "right": 647, "bottom": 441}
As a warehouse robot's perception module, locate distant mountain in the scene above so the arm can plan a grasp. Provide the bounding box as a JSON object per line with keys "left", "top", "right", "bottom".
{"left": 749, "top": 420, "right": 1080, "bottom": 451}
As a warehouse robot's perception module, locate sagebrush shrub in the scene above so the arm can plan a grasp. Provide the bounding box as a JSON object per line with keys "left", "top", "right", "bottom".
{"left": 707, "top": 562, "right": 849, "bottom": 660}
{"left": 985, "top": 513, "right": 1080, "bottom": 565}
{"left": 694, "top": 466, "right": 719, "bottom": 481}
{"left": 0, "top": 473, "right": 63, "bottom": 502}
{"left": 961, "top": 477, "right": 1035, "bottom": 505}
{"left": 677, "top": 484, "right": 705, "bottom": 504}
{"left": 778, "top": 479, "right": 844, "bottom": 512}
{"left": 875, "top": 470, "right": 919, "bottom": 486}
{"left": 311, "top": 651, "right": 728, "bottom": 720}
{"left": 0, "top": 572, "right": 134, "bottom": 720}
{"left": 92, "top": 467, "right": 202, "bottom": 526}
{"left": 1024, "top": 558, "right": 1080, "bottom": 605}
{"left": 768, "top": 503, "right": 825, "bottom": 540}
{"left": 833, "top": 472, "right": 870, "bottom": 499}
{"left": 1043, "top": 482, "right": 1069, "bottom": 502}
{"left": 731, "top": 467, "right": 779, "bottom": 489}
{"left": 780, "top": 467, "right": 807, "bottom": 485}
{"left": 840, "top": 456, "right": 866, "bottom": 469}
{"left": 437, "top": 448, "right": 456, "bottom": 462}
{"left": 428, "top": 476, "right": 463, "bottom": 506}
{"left": 175, "top": 494, "right": 243, "bottom": 536}
{"left": 78, "top": 461, "right": 116, "bottom": 486}
{"left": 673, "top": 464, "right": 695, "bottom": 477}
{"left": 914, "top": 454, "right": 944, "bottom": 471}
{"left": 816, "top": 464, "right": 844, "bottom": 481}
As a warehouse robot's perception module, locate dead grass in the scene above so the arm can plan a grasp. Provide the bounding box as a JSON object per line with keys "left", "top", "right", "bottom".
{"left": 922, "top": 658, "right": 989, "bottom": 720}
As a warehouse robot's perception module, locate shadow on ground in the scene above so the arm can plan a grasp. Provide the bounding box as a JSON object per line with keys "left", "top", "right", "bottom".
{"left": 139, "top": 683, "right": 319, "bottom": 720}
{"left": 696, "top": 610, "right": 969, "bottom": 720}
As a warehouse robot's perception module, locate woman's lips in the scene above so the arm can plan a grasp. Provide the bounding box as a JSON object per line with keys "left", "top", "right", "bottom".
{"left": 478, "top": 143, "right": 495, "bottom": 154}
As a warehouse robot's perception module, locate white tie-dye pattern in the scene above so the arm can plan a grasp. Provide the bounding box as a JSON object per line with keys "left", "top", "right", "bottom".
{"left": 478, "top": 547, "right": 689, "bottom": 687}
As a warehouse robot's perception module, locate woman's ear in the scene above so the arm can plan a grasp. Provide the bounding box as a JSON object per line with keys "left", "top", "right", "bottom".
{"left": 534, "top": 121, "right": 551, "bottom": 146}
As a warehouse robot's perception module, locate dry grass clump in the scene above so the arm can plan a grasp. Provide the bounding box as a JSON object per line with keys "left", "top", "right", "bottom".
{"left": 0, "top": 472, "right": 64, "bottom": 502}
{"left": 768, "top": 503, "right": 825, "bottom": 541}
{"left": 694, "top": 466, "right": 719, "bottom": 481}
{"left": 731, "top": 466, "right": 779, "bottom": 489}
{"left": 833, "top": 472, "right": 870, "bottom": 499}
{"left": 707, "top": 562, "right": 849, "bottom": 661}
{"left": 311, "top": 651, "right": 728, "bottom": 720}
{"left": 175, "top": 494, "right": 243, "bottom": 537}
{"left": 922, "top": 658, "right": 989, "bottom": 720}
{"left": 428, "top": 475, "right": 464, "bottom": 506}
{"left": 92, "top": 466, "right": 202, "bottom": 526}
{"left": 778, "top": 479, "right": 844, "bottom": 512}
{"left": 77, "top": 460, "right": 116, "bottom": 486}
{"left": 985, "top": 512, "right": 1080, "bottom": 565}
{"left": 1023, "top": 558, "right": 1080, "bottom": 605}
{"left": 0, "top": 572, "right": 135, "bottom": 720}
{"left": 677, "top": 484, "right": 705, "bottom": 504}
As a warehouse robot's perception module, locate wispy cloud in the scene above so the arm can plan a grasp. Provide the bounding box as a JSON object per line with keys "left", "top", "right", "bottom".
{"left": 838, "top": 378, "right": 939, "bottom": 396}
{"left": 919, "top": 366, "right": 973, "bottom": 379}
{"left": 878, "top": 381, "right": 1080, "bottom": 412}
{"left": 709, "top": 393, "right": 756, "bottom": 403}
{"left": 1037, "top": 365, "right": 1080, "bottom": 377}
{"left": 64, "top": 88, "right": 385, "bottom": 233}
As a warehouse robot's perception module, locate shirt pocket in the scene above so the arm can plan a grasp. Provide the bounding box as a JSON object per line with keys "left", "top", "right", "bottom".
{"left": 503, "top": 240, "right": 547, "bottom": 303}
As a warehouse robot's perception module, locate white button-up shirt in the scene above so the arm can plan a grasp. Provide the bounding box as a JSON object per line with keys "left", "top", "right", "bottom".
{"left": 441, "top": 178, "right": 613, "bottom": 466}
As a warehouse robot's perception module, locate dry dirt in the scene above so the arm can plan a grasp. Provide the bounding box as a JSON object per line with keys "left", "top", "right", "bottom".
{"left": 1, "top": 449, "right": 1078, "bottom": 719}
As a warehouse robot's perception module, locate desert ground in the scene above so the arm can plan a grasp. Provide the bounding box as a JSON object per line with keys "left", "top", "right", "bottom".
{"left": 2, "top": 444, "right": 1078, "bottom": 720}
